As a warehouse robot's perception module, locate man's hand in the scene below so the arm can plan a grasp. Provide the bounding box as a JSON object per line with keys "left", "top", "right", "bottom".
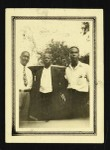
{"left": 60, "top": 93, "right": 66, "bottom": 102}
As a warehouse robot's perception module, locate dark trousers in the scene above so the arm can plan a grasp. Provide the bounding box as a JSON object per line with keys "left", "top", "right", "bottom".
{"left": 19, "top": 91, "right": 30, "bottom": 121}
{"left": 66, "top": 89, "right": 89, "bottom": 118}
{"left": 37, "top": 92, "right": 53, "bottom": 120}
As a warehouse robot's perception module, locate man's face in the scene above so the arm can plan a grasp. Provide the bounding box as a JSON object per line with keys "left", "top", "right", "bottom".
{"left": 69, "top": 47, "right": 79, "bottom": 61}
{"left": 43, "top": 54, "right": 52, "bottom": 66}
{"left": 20, "top": 52, "right": 30, "bottom": 66}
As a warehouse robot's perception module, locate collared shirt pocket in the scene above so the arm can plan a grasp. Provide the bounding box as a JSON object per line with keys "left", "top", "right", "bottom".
{"left": 77, "top": 74, "right": 86, "bottom": 85}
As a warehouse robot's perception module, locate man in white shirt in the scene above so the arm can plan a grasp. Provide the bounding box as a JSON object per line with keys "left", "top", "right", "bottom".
{"left": 65, "top": 46, "right": 89, "bottom": 118}
{"left": 18, "top": 51, "right": 33, "bottom": 121}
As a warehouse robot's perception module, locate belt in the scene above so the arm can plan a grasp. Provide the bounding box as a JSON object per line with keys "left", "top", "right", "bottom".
{"left": 19, "top": 89, "right": 30, "bottom": 92}
{"left": 68, "top": 89, "right": 88, "bottom": 94}
{"left": 67, "top": 89, "right": 77, "bottom": 93}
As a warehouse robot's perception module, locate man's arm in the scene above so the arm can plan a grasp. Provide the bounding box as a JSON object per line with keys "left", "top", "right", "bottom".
{"left": 58, "top": 68, "right": 67, "bottom": 102}
{"left": 86, "top": 65, "right": 89, "bottom": 82}
{"left": 86, "top": 65, "right": 90, "bottom": 92}
{"left": 28, "top": 70, "right": 33, "bottom": 90}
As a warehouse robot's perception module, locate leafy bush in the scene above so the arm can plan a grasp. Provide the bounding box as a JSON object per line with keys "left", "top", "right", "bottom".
{"left": 38, "top": 39, "right": 89, "bottom": 66}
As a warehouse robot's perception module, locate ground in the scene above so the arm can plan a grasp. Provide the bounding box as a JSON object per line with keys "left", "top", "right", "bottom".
{"left": 19, "top": 118, "right": 90, "bottom": 129}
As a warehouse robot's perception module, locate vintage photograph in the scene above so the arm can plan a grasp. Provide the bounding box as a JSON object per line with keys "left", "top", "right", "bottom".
{"left": 6, "top": 9, "right": 104, "bottom": 143}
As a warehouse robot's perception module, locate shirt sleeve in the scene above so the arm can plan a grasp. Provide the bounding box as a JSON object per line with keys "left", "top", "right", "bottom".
{"left": 64, "top": 68, "right": 68, "bottom": 80}
{"left": 86, "top": 65, "right": 89, "bottom": 82}
{"left": 65, "top": 67, "right": 71, "bottom": 83}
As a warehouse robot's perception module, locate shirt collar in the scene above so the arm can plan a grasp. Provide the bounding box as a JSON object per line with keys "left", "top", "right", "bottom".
{"left": 20, "top": 63, "right": 27, "bottom": 68}
{"left": 69, "top": 61, "right": 82, "bottom": 70}
{"left": 43, "top": 65, "right": 51, "bottom": 70}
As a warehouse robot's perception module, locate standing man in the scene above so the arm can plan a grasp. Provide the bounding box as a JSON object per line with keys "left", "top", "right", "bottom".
{"left": 18, "top": 51, "right": 33, "bottom": 121}
{"left": 30, "top": 52, "right": 66, "bottom": 120}
{"left": 65, "top": 47, "right": 89, "bottom": 118}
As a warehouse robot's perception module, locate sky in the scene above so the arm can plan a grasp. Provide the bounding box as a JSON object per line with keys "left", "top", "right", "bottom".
{"left": 16, "top": 19, "right": 93, "bottom": 66}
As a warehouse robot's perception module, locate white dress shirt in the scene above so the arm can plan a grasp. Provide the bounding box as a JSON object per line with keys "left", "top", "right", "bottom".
{"left": 39, "top": 66, "right": 53, "bottom": 93}
{"left": 65, "top": 61, "right": 89, "bottom": 92}
{"left": 17, "top": 63, "right": 33, "bottom": 90}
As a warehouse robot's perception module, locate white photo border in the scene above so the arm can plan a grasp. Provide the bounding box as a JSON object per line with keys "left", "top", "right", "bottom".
{"left": 5, "top": 9, "right": 104, "bottom": 143}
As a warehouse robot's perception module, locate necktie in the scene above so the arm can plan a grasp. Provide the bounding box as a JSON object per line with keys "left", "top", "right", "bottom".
{"left": 23, "top": 66, "right": 28, "bottom": 86}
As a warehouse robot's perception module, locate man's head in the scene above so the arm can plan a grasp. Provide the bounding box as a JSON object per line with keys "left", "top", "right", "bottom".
{"left": 69, "top": 46, "right": 79, "bottom": 62}
{"left": 42, "top": 53, "right": 52, "bottom": 68}
{"left": 20, "top": 51, "right": 30, "bottom": 66}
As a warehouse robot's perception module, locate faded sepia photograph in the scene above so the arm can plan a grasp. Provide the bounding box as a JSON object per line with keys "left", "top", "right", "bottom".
{"left": 18, "top": 19, "right": 90, "bottom": 126}
{"left": 6, "top": 9, "right": 104, "bottom": 143}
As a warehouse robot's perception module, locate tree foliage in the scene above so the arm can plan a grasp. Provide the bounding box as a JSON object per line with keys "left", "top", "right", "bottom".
{"left": 38, "top": 39, "right": 89, "bottom": 66}
{"left": 79, "top": 53, "right": 89, "bottom": 64}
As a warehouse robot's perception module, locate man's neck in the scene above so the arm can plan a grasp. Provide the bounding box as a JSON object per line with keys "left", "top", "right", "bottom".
{"left": 20, "top": 63, "right": 25, "bottom": 67}
{"left": 71, "top": 60, "right": 78, "bottom": 67}
{"left": 44, "top": 64, "right": 51, "bottom": 69}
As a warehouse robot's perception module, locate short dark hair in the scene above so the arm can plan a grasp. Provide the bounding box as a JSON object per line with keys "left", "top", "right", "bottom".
{"left": 20, "top": 51, "right": 30, "bottom": 57}
{"left": 69, "top": 46, "right": 79, "bottom": 53}
{"left": 42, "top": 52, "right": 52, "bottom": 59}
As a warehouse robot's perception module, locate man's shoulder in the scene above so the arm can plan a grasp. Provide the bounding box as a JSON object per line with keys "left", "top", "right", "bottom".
{"left": 65, "top": 66, "right": 70, "bottom": 70}
{"left": 27, "top": 66, "right": 33, "bottom": 74}
{"left": 51, "top": 65, "right": 65, "bottom": 71}
{"left": 51, "top": 66, "right": 59, "bottom": 72}
{"left": 79, "top": 61, "right": 89, "bottom": 68}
